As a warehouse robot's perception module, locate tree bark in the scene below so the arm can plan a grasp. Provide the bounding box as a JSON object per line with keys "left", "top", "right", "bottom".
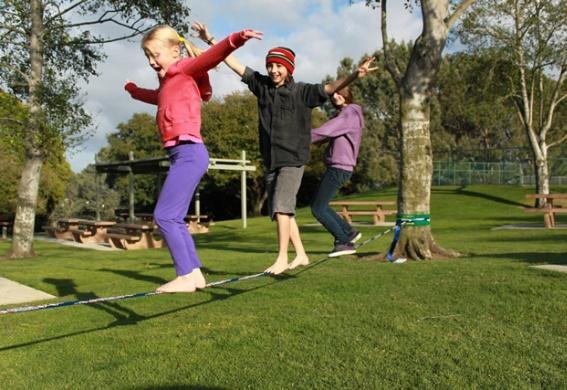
{"left": 533, "top": 146, "right": 550, "bottom": 207}
{"left": 7, "top": 0, "right": 45, "bottom": 259}
{"left": 6, "top": 155, "right": 44, "bottom": 258}
{"left": 380, "top": 0, "right": 462, "bottom": 260}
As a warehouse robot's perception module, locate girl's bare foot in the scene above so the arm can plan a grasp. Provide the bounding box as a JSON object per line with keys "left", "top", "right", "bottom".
{"left": 288, "top": 255, "right": 309, "bottom": 270}
{"left": 156, "top": 275, "right": 196, "bottom": 293}
{"left": 265, "top": 257, "right": 289, "bottom": 275}
{"left": 188, "top": 268, "right": 206, "bottom": 289}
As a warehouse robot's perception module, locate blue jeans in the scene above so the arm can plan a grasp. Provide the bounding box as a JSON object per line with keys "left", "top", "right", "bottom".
{"left": 310, "top": 167, "right": 354, "bottom": 244}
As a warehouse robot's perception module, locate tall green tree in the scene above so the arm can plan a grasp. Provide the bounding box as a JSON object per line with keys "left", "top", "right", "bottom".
{"left": 0, "top": 0, "right": 191, "bottom": 258}
{"left": 0, "top": 91, "right": 71, "bottom": 223}
{"left": 50, "top": 165, "right": 120, "bottom": 221}
{"left": 437, "top": 51, "right": 525, "bottom": 157}
{"left": 365, "top": 0, "right": 477, "bottom": 260}
{"left": 458, "top": 0, "right": 567, "bottom": 204}
{"left": 97, "top": 112, "right": 163, "bottom": 210}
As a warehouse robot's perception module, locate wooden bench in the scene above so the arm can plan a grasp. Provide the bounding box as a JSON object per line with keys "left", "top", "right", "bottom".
{"left": 524, "top": 193, "right": 567, "bottom": 228}
{"left": 71, "top": 220, "right": 117, "bottom": 244}
{"left": 105, "top": 223, "right": 165, "bottom": 250}
{"left": 329, "top": 200, "right": 397, "bottom": 226}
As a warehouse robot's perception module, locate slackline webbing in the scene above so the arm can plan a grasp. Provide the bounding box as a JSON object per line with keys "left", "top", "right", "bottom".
{"left": 1, "top": 222, "right": 407, "bottom": 315}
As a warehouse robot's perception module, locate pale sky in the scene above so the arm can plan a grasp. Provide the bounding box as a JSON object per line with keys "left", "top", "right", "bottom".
{"left": 67, "top": 0, "right": 422, "bottom": 172}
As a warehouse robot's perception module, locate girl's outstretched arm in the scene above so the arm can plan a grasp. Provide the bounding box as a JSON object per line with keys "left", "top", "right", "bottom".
{"left": 124, "top": 81, "right": 158, "bottom": 105}
{"left": 191, "top": 22, "right": 250, "bottom": 77}
{"left": 323, "top": 56, "right": 377, "bottom": 95}
{"left": 180, "top": 28, "right": 261, "bottom": 76}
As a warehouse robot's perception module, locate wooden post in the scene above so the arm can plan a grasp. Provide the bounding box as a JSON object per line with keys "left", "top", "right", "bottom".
{"left": 195, "top": 190, "right": 201, "bottom": 223}
{"left": 128, "top": 151, "right": 135, "bottom": 222}
{"left": 95, "top": 155, "right": 101, "bottom": 221}
{"left": 241, "top": 150, "right": 247, "bottom": 229}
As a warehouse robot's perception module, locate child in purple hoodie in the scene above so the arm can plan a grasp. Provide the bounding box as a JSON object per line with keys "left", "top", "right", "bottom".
{"left": 309, "top": 85, "right": 365, "bottom": 258}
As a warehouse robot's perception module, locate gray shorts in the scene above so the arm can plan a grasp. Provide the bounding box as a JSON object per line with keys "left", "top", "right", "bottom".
{"left": 265, "top": 166, "right": 305, "bottom": 220}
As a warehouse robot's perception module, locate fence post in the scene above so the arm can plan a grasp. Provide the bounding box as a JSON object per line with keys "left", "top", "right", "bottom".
{"left": 241, "top": 150, "right": 247, "bottom": 229}
{"left": 128, "top": 151, "right": 135, "bottom": 222}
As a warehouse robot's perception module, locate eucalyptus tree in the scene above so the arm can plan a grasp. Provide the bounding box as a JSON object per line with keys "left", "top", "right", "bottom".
{"left": 0, "top": 0, "right": 191, "bottom": 258}
{"left": 458, "top": 0, "right": 567, "bottom": 205}
{"left": 365, "top": 0, "right": 477, "bottom": 260}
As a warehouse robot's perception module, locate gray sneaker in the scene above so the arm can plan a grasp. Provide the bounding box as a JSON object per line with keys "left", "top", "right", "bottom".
{"left": 329, "top": 242, "right": 356, "bottom": 257}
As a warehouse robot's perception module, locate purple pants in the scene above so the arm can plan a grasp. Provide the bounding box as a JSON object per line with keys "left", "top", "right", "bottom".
{"left": 154, "top": 143, "right": 209, "bottom": 276}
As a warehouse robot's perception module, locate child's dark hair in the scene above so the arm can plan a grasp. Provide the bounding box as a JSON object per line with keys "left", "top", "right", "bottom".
{"left": 332, "top": 79, "right": 353, "bottom": 109}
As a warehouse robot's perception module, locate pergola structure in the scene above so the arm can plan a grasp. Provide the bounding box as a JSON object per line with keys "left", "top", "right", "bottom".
{"left": 95, "top": 150, "right": 256, "bottom": 228}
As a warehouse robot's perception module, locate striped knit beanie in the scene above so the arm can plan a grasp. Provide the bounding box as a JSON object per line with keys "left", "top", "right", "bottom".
{"left": 266, "top": 47, "right": 296, "bottom": 74}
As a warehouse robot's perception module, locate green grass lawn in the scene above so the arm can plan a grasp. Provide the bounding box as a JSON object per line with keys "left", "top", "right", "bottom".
{"left": 0, "top": 185, "right": 565, "bottom": 389}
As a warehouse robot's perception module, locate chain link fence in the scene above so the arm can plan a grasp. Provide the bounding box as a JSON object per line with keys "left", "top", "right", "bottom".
{"left": 432, "top": 159, "right": 567, "bottom": 186}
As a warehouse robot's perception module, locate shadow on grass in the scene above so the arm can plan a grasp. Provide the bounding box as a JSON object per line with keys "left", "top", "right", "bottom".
{"left": 0, "top": 272, "right": 298, "bottom": 352}
{"left": 43, "top": 278, "right": 147, "bottom": 325}
{"left": 472, "top": 252, "right": 567, "bottom": 265}
{"left": 432, "top": 186, "right": 526, "bottom": 207}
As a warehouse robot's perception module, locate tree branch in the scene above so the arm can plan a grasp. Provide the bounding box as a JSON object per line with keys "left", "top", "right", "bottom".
{"left": 541, "top": 66, "right": 566, "bottom": 140}
{"left": 380, "top": 0, "right": 402, "bottom": 87}
{"left": 64, "top": 26, "right": 151, "bottom": 45}
{"left": 45, "top": 0, "right": 93, "bottom": 24}
{"left": 0, "top": 117, "right": 25, "bottom": 126}
{"left": 446, "top": 0, "right": 477, "bottom": 30}
{"left": 0, "top": 60, "right": 30, "bottom": 84}
{"left": 547, "top": 133, "right": 567, "bottom": 149}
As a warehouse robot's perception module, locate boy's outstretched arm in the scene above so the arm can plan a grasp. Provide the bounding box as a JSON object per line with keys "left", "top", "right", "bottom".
{"left": 192, "top": 22, "right": 249, "bottom": 77}
{"left": 323, "top": 56, "right": 377, "bottom": 95}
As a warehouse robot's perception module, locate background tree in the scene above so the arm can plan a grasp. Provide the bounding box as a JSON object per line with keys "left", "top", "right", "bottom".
{"left": 50, "top": 165, "right": 120, "bottom": 221}
{"left": 0, "top": 90, "right": 71, "bottom": 223}
{"left": 0, "top": 0, "right": 191, "bottom": 258}
{"left": 458, "top": 0, "right": 567, "bottom": 204}
{"left": 366, "top": 0, "right": 477, "bottom": 260}
{"left": 97, "top": 112, "right": 163, "bottom": 211}
{"left": 436, "top": 50, "right": 525, "bottom": 160}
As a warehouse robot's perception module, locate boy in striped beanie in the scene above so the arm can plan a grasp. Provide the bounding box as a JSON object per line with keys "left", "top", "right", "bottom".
{"left": 193, "top": 22, "right": 375, "bottom": 275}
{"left": 265, "top": 46, "right": 295, "bottom": 78}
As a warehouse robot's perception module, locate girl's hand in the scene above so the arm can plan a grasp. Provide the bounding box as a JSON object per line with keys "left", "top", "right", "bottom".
{"left": 191, "top": 21, "right": 213, "bottom": 43}
{"left": 357, "top": 56, "right": 378, "bottom": 78}
{"left": 242, "top": 29, "right": 263, "bottom": 40}
{"left": 124, "top": 80, "right": 137, "bottom": 92}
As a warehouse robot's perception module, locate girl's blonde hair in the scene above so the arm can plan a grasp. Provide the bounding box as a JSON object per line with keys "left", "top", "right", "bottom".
{"left": 142, "top": 25, "right": 203, "bottom": 58}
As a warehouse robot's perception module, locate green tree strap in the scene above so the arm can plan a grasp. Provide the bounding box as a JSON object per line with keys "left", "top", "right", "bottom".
{"left": 397, "top": 213, "right": 431, "bottom": 226}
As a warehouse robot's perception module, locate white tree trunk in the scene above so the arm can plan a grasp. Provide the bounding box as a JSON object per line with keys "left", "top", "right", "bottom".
{"left": 8, "top": 155, "right": 44, "bottom": 258}
{"left": 8, "top": 0, "right": 45, "bottom": 258}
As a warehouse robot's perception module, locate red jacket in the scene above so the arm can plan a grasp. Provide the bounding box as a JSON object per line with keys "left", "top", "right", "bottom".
{"left": 125, "top": 31, "right": 249, "bottom": 145}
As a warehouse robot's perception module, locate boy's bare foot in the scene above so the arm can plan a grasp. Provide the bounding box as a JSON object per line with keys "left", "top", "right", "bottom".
{"left": 156, "top": 275, "right": 197, "bottom": 293}
{"left": 288, "top": 255, "right": 309, "bottom": 270}
{"left": 265, "top": 258, "right": 289, "bottom": 275}
{"left": 188, "top": 268, "right": 206, "bottom": 289}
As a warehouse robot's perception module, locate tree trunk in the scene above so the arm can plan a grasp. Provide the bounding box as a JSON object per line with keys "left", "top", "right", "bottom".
{"left": 391, "top": 92, "right": 459, "bottom": 260}
{"left": 6, "top": 0, "right": 45, "bottom": 259}
{"left": 533, "top": 152, "right": 550, "bottom": 208}
{"left": 254, "top": 190, "right": 268, "bottom": 216}
{"left": 385, "top": 0, "right": 459, "bottom": 260}
{"left": 6, "top": 154, "right": 44, "bottom": 258}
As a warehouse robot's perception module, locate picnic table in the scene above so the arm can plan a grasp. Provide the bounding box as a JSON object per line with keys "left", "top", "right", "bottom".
{"left": 71, "top": 220, "right": 116, "bottom": 244}
{"left": 44, "top": 218, "right": 87, "bottom": 241}
{"left": 118, "top": 212, "right": 211, "bottom": 234}
{"left": 104, "top": 223, "right": 165, "bottom": 250}
{"left": 329, "top": 200, "right": 397, "bottom": 226}
{"left": 524, "top": 193, "right": 567, "bottom": 228}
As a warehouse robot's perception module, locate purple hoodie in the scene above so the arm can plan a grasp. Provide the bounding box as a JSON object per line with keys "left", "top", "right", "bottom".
{"left": 311, "top": 104, "right": 364, "bottom": 172}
